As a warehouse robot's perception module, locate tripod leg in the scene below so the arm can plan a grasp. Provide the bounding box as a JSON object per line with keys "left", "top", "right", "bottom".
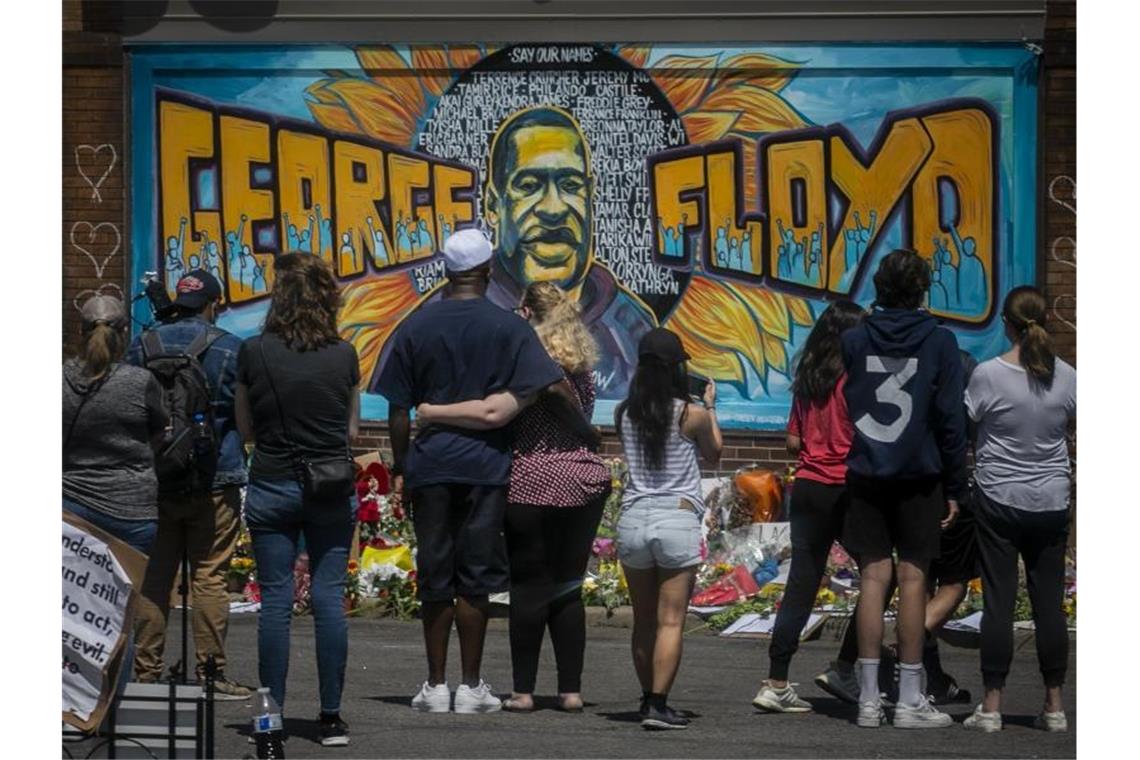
{"left": 181, "top": 536, "right": 190, "bottom": 685}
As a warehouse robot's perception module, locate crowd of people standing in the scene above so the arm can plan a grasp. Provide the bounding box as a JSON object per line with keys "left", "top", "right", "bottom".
{"left": 63, "top": 227, "right": 1074, "bottom": 746}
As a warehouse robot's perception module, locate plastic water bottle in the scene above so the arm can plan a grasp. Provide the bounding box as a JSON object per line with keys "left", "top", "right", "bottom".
{"left": 782, "top": 464, "right": 796, "bottom": 520}
{"left": 252, "top": 687, "right": 285, "bottom": 759}
{"left": 192, "top": 412, "right": 212, "bottom": 456}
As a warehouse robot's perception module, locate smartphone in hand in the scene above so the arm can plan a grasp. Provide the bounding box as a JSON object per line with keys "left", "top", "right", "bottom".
{"left": 687, "top": 374, "right": 708, "bottom": 402}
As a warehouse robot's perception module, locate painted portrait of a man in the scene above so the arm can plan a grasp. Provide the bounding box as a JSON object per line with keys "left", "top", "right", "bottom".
{"left": 368, "top": 106, "right": 657, "bottom": 399}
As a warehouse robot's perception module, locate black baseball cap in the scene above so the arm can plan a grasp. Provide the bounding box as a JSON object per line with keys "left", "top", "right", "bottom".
{"left": 638, "top": 327, "right": 690, "bottom": 364}
{"left": 174, "top": 270, "right": 223, "bottom": 310}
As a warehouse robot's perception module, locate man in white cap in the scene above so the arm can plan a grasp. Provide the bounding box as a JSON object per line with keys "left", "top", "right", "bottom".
{"left": 376, "top": 228, "right": 564, "bottom": 714}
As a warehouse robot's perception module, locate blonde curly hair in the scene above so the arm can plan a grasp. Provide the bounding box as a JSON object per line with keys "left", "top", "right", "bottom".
{"left": 522, "top": 282, "right": 599, "bottom": 374}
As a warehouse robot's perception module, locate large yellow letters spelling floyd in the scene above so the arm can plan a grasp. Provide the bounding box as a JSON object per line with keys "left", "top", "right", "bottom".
{"left": 651, "top": 101, "right": 996, "bottom": 323}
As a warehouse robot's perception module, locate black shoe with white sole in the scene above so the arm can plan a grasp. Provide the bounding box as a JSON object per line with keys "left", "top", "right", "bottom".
{"left": 927, "top": 675, "right": 971, "bottom": 706}
{"left": 319, "top": 715, "right": 350, "bottom": 747}
{"left": 642, "top": 704, "right": 690, "bottom": 730}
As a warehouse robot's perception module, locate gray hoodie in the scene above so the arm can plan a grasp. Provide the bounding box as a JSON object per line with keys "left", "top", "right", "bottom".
{"left": 63, "top": 360, "right": 168, "bottom": 520}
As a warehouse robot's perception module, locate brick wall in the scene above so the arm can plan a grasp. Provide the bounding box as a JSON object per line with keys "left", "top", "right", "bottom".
{"left": 350, "top": 427, "right": 794, "bottom": 478}
{"left": 62, "top": 3, "right": 124, "bottom": 359}
{"left": 1043, "top": 0, "right": 1077, "bottom": 368}
{"left": 61, "top": 3, "right": 1075, "bottom": 472}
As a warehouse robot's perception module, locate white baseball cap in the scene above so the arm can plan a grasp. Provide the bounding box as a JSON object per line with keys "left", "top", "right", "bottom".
{"left": 441, "top": 228, "right": 493, "bottom": 272}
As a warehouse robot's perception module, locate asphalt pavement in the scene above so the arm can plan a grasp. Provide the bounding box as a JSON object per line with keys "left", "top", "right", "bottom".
{"left": 70, "top": 612, "right": 1076, "bottom": 759}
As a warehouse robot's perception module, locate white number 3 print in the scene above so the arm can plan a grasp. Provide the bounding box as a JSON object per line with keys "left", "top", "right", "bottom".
{"left": 855, "top": 356, "right": 918, "bottom": 443}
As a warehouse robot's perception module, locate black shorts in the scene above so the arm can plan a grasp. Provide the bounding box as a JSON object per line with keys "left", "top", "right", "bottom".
{"left": 843, "top": 476, "right": 945, "bottom": 565}
{"left": 929, "top": 494, "right": 979, "bottom": 585}
{"left": 410, "top": 484, "right": 509, "bottom": 602}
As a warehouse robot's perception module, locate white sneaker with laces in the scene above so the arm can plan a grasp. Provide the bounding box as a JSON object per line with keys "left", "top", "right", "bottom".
{"left": 1034, "top": 710, "right": 1068, "bottom": 732}
{"left": 752, "top": 682, "right": 812, "bottom": 713}
{"left": 815, "top": 662, "right": 859, "bottom": 704}
{"left": 411, "top": 682, "right": 451, "bottom": 713}
{"left": 963, "top": 704, "right": 1002, "bottom": 733}
{"left": 454, "top": 680, "right": 502, "bottom": 714}
{"left": 857, "top": 700, "right": 886, "bottom": 728}
{"left": 893, "top": 698, "right": 954, "bottom": 729}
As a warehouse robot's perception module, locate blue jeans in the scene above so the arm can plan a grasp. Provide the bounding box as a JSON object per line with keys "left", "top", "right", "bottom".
{"left": 63, "top": 498, "right": 158, "bottom": 555}
{"left": 245, "top": 477, "right": 354, "bottom": 714}
{"left": 63, "top": 498, "right": 158, "bottom": 701}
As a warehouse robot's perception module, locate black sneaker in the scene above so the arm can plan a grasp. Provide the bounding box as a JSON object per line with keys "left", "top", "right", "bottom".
{"left": 642, "top": 704, "right": 689, "bottom": 730}
{"left": 319, "top": 715, "right": 350, "bottom": 747}
{"left": 927, "top": 675, "right": 971, "bottom": 706}
{"left": 880, "top": 646, "right": 900, "bottom": 706}
{"left": 638, "top": 694, "right": 651, "bottom": 720}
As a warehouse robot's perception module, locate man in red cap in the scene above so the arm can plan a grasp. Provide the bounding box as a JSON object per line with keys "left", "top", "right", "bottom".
{"left": 127, "top": 269, "right": 253, "bottom": 698}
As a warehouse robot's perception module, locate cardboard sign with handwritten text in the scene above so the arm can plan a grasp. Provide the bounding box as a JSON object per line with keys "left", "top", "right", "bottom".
{"left": 62, "top": 511, "right": 148, "bottom": 732}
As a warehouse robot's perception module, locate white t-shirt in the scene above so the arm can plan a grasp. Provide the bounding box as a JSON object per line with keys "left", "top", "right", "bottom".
{"left": 965, "top": 356, "right": 1076, "bottom": 512}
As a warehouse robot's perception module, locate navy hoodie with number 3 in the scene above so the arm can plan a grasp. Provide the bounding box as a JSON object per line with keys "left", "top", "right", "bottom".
{"left": 840, "top": 307, "right": 967, "bottom": 500}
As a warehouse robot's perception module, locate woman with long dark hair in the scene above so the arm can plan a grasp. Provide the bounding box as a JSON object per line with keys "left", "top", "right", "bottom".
{"left": 752, "top": 301, "right": 864, "bottom": 713}
{"left": 615, "top": 328, "right": 722, "bottom": 730}
{"left": 64, "top": 294, "right": 167, "bottom": 553}
{"left": 235, "top": 252, "right": 360, "bottom": 747}
{"left": 963, "top": 286, "right": 1075, "bottom": 734}
{"left": 417, "top": 281, "right": 610, "bottom": 714}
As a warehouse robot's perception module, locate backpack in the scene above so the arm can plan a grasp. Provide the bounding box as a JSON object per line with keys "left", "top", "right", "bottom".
{"left": 141, "top": 326, "right": 223, "bottom": 494}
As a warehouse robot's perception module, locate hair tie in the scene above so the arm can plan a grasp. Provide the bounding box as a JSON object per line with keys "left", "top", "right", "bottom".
{"left": 1024, "top": 318, "right": 1037, "bottom": 327}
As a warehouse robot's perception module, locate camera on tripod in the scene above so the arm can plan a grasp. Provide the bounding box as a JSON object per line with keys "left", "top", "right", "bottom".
{"left": 139, "top": 271, "right": 180, "bottom": 324}
{"left": 135, "top": 270, "right": 180, "bottom": 323}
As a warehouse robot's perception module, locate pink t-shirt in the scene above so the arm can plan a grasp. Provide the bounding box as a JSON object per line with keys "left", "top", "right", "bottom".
{"left": 787, "top": 375, "right": 854, "bottom": 486}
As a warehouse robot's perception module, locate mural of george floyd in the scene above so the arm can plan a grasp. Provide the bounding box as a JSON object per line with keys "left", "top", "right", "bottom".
{"left": 63, "top": 1, "right": 1076, "bottom": 471}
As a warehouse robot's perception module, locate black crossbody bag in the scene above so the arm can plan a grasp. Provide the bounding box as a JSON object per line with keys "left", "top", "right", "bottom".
{"left": 259, "top": 341, "right": 355, "bottom": 502}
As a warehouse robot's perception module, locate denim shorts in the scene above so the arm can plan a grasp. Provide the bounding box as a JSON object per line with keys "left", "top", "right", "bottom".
{"left": 617, "top": 496, "right": 704, "bottom": 570}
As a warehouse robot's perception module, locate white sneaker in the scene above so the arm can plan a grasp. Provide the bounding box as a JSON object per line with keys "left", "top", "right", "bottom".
{"left": 1034, "top": 710, "right": 1068, "bottom": 732}
{"left": 752, "top": 682, "right": 812, "bottom": 713}
{"left": 815, "top": 662, "right": 859, "bottom": 704}
{"left": 963, "top": 704, "right": 1002, "bottom": 733}
{"left": 893, "top": 699, "right": 954, "bottom": 729}
{"left": 857, "top": 700, "right": 886, "bottom": 728}
{"left": 454, "top": 680, "right": 502, "bottom": 714}
{"left": 411, "top": 682, "right": 451, "bottom": 713}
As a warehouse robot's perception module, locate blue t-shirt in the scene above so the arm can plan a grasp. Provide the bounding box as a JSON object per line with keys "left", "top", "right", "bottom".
{"left": 376, "top": 296, "right": 563, "bottom": 488}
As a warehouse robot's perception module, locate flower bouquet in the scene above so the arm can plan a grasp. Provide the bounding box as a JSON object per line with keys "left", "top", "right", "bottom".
{"left": 582, "top": 560, "right": 628, "bottom": 611}
{"left": 227, "top": 556, "right": 255, "bottom": 593}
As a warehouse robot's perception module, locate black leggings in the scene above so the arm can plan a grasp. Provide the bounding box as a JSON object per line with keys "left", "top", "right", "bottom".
{"left": 769, "top": 479, "right": 848, "bottom": 681}
{"left": 506, "top": 495, "right": 607, "bottom": 694}
{"left": 975, "top": 489, "right": 1070, "bottom": 690}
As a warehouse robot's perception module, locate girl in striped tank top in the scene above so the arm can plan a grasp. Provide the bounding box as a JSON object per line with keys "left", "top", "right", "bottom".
{"left": 615, "top": 328, "right": 722, "bottom": 730}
